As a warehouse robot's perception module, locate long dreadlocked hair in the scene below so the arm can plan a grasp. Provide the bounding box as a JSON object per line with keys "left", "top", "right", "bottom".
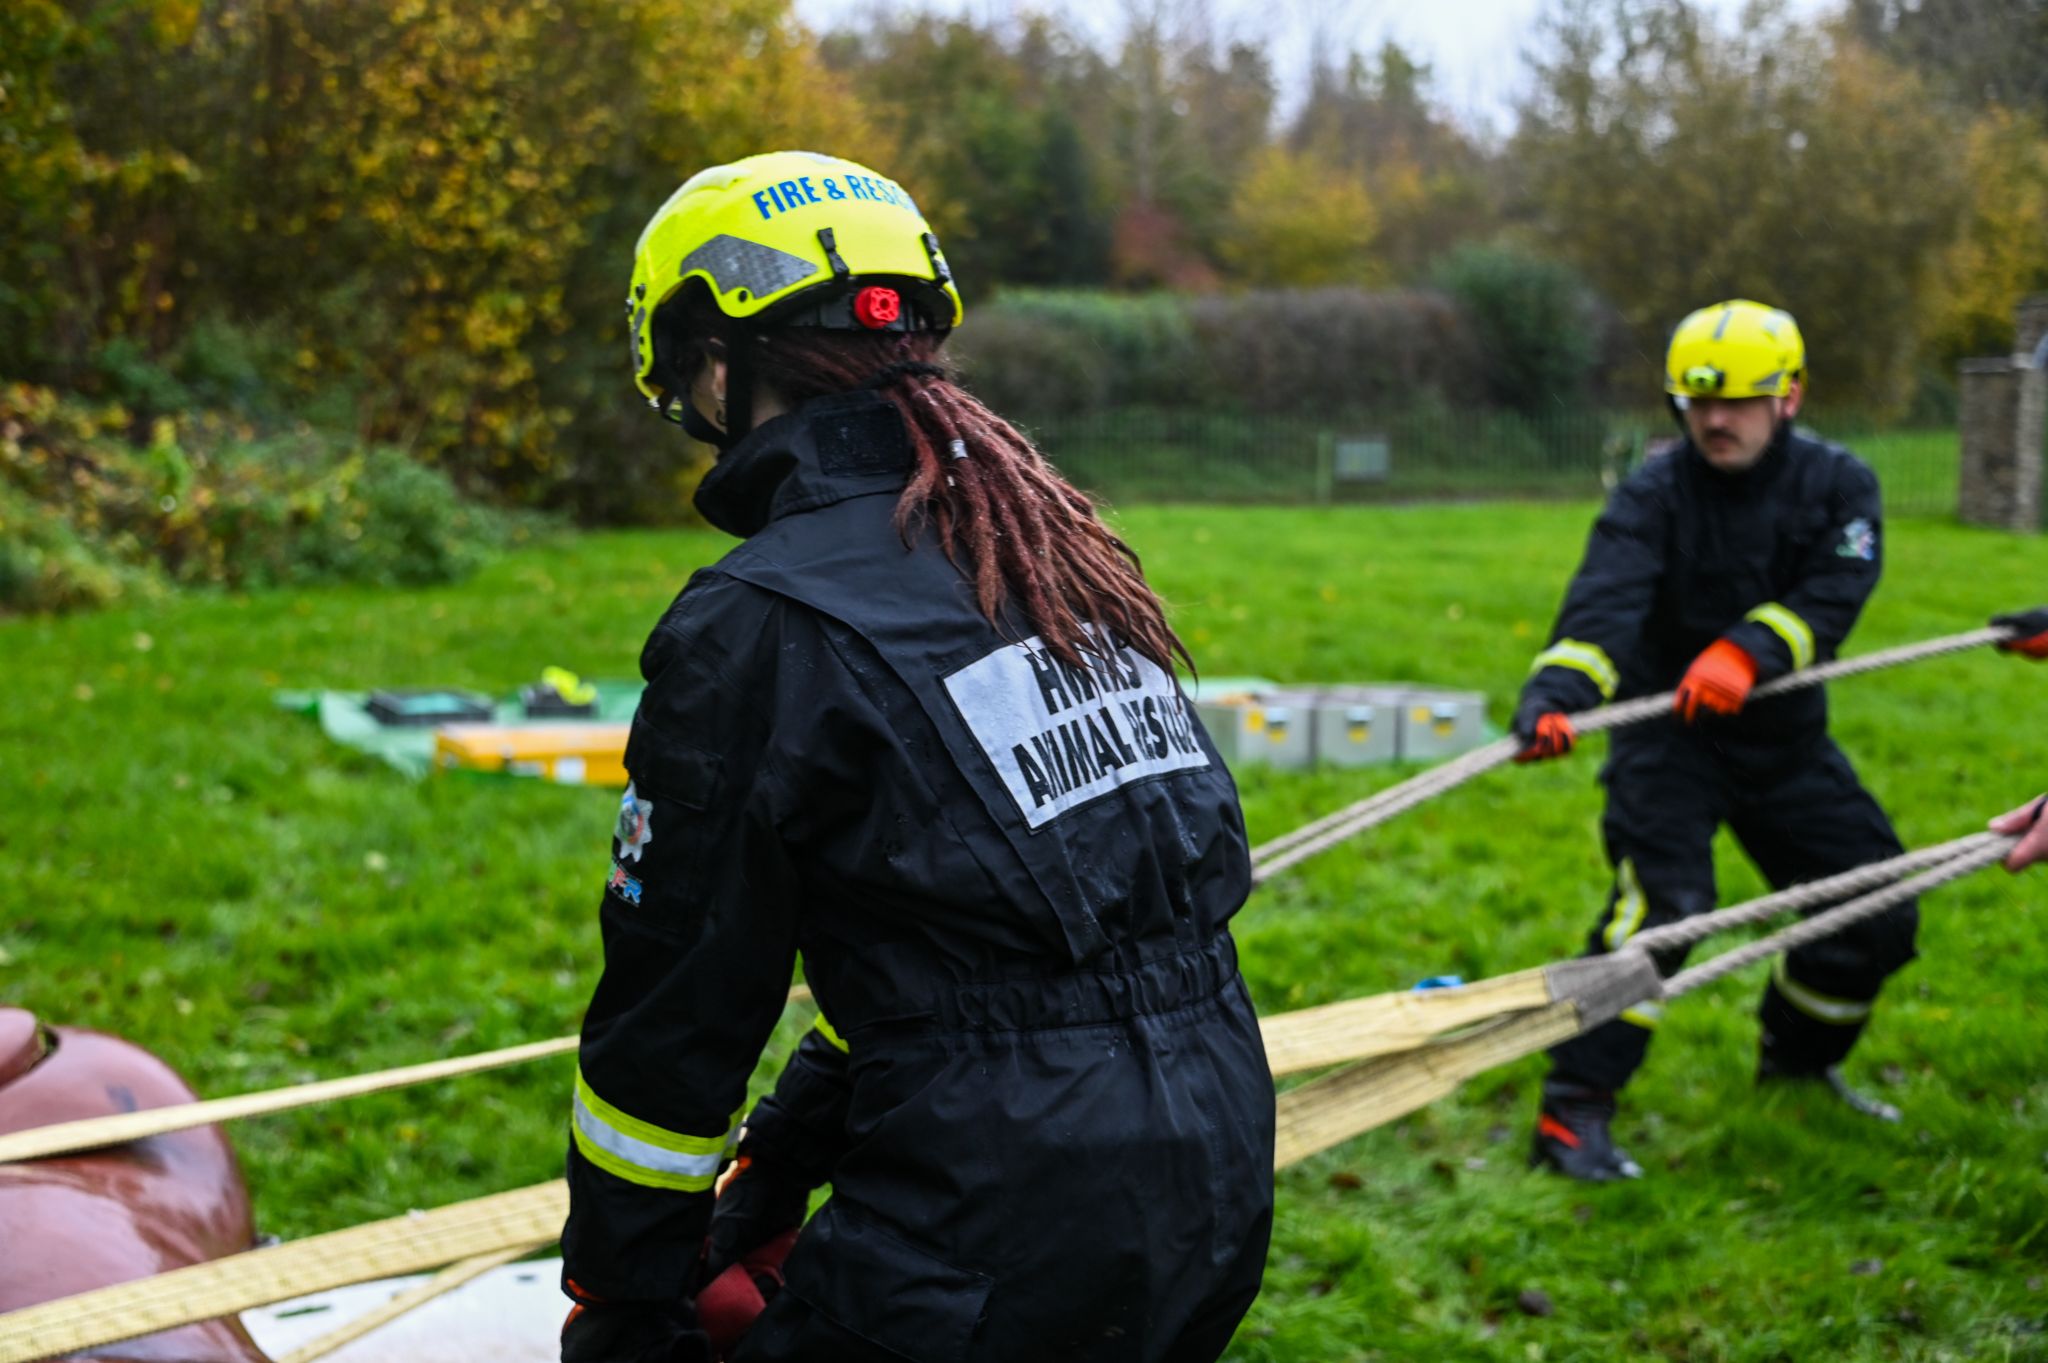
{"left": 673, "top": 294, "right": 1190, "bottom": 675}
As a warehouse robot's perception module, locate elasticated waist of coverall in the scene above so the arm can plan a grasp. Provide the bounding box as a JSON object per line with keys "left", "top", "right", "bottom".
{"left": 841, "top": 933, "right": 1241, "bottom": 1038}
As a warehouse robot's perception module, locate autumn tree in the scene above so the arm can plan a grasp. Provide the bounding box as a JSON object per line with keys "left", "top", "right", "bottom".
{"left": 1289, "top": 42, "right": 1500, "bottom": 281}
{"left": 1923, "top": 106, "right": 2048, "bottom": 363}
{"left": 1221, "top": 146, "right": 1379, "bottom": 286}
{"left": 1846, "top": 0, "right": 2048, "bottom": 366}
{"left": 820, "top": 14, "right": 1113, "bottom": 292}
{"left": 1846, "top": 0, "right": 2048, "bottom": 119}
{"left": 1104, "top": 0, "right": 1275, "bottom": 285}
{"left": 1512, "top": 0, "right": 1968, "bottom": 411}
{"left": 2, "top": 0, "right": 864, "bottom": 512}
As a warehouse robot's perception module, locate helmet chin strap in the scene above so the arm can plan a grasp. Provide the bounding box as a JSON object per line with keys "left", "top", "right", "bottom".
{"left": 679, "top": 398, "right": 734, "bottom": 451}
{"left": 668, "top": 332, "right": 756, "bottom": 453}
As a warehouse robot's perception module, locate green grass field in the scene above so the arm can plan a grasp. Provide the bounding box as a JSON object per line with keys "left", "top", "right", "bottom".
{"left": 3, "top": 501, "right": 2044, "bottom": 1360}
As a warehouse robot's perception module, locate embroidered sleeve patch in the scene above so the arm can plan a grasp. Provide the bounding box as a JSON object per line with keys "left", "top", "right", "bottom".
{"left": 942, "top": 634, "right": 1210, "bottom": 829}
{"left": 1836, "top": 517, "right": 1877, "bottom": 561}
{"left": 615, "top": 783, "right": 654, "bottom": 862}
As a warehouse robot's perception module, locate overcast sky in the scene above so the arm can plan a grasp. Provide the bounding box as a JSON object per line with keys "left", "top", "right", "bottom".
{"left": 792, "top": 0, "right": 1841, "bottom": 135}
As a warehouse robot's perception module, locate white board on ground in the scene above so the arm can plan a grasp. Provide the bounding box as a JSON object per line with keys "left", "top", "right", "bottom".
{"left": 241, "top": 1257, "right": 562, "bottom": 1363}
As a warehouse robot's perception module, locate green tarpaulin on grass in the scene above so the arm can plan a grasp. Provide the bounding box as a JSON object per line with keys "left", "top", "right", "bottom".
{"left": 275, "top": 682, "right": 643, "bottom": 779}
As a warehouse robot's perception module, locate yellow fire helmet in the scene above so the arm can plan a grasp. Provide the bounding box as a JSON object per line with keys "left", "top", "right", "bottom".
{"left": 626, "top": 150, "right": 963, "bottom": 416}
{"left": 1664, "top": 299, "right": 1806, "bottom": 401}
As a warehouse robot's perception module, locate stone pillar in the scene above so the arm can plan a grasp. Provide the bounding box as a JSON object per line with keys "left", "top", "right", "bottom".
{"left": 2018, "top": 293, "right": 2048, "bottom": 359}
{"left": 1956, "top": 294, "right": 2047, "bottom": 533}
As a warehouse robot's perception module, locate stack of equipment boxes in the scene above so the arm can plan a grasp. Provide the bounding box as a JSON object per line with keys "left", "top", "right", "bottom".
{"left": 1187, "top": 678, "right": 1487, "bottom": 771}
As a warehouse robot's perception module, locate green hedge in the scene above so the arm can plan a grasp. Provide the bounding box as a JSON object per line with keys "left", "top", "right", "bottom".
{"left": 954, "top": 286, "right": 1498, "bottom": 417}
{"left": 0, "top": 384, "right": 549, "bottom": 614}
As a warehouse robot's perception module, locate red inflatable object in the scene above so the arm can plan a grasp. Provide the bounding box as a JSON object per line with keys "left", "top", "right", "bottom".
{"left": 0, "top": 1006, "right": 271, "bottom": 1362}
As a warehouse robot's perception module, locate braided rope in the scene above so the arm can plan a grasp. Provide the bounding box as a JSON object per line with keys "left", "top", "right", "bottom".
{"left": 1249, "top": 626, "right": 2010, "bottom": 882}
{"left": 1663, "top": 837, "right": 2013, "bottom": 999}
{"left": 1250, "top": 739, "right": 1517, "bottom": 883}
{"left": 1631, "top": 832, "right": 2004, "bottom": 955}
{"left": 3, "top": 832, "right": 2015, "bottom": 1357}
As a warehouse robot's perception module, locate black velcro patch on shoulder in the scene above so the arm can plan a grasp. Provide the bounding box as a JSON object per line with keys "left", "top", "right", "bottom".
{"left": 812, "top": 393, "right": 914, "bottom": 478}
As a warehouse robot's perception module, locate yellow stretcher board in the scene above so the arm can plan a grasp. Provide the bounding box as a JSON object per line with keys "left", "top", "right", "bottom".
{"left": 431, "top": 724, "right": 631, "bottom": 786}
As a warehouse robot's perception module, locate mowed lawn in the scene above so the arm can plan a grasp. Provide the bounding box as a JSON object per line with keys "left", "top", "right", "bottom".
{"left": 1, "top": 500, "right": 2044, "bottom": 1361}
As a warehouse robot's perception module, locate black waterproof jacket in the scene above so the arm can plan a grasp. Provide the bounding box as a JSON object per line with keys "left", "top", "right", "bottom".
{"left": 561, "top": 390, "right": 1274, "bottom": 1359}
{"left": 1520, "top": 426, "right": 1884, "bottom": 757}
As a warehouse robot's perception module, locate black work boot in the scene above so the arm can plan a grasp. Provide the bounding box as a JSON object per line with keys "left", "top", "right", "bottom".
{"left": 1756, "top": 1054, "right": 1902, "bottom": 1123}
{"left": 1531, "top": 1080, "right": 1644, "bottom": 1181}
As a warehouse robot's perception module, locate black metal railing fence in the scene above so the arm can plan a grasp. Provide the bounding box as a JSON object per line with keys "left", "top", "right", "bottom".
{"left": 1018, "top": 405, "right": 1962, "bottom": 517}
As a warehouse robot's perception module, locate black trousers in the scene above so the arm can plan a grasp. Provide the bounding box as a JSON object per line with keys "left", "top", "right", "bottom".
{"left": 1548, "top": 730, "right": 1918, "bottom": 1093}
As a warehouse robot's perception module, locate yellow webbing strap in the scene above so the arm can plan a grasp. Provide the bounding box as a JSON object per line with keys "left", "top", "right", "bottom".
{"left": 0, "top": 1036, "right": 575, "bottom": 1166}
{"left": 0, "top": 1182, "right": 569, "bottom": 1363}
{"left": 2, "top": 974, "right": 1563, "bottom": 1166}
{"left": 0, "top": 985, "right": 811, "bottom": 1167}
{"left": 1273, "top": 1002, "right": 1583, "bottom": 1168}
{"left": 1260, "top": 968, "right": 1554, "bottom": 1077}
{"left": 0, "top": 970, "right": 1603, "bottom": 1359}
{"left": 274, "top": 1242, "right": 542, "bottom": 1363}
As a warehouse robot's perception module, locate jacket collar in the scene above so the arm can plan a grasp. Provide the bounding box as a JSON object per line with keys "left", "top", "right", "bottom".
{"left": 692, "top": 389, "right": 915, "bottom": 538}
{"left": 1680, "top": 419, "right": 1793, "bottom": 492}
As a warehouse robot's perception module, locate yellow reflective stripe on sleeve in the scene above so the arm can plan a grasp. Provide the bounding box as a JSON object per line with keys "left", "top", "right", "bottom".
{"left": 812, "top": 1010, "right": 849, "bottom": 1054}
{"left": 1530, "top": 639, "right": 1619, "bottom": 700}
{"left": 570, "top": 1067, "right": 739, "bottom": 1192}
{"left": 1601, "top": 858, "right": 1648, "bottom": 952}
{"left": 1744, "top": 603, "right": 1815, "bottom": 671}
{"left": 1619, "top": 1002, "right": 1665, "bottom": 1030}
{"left": 1771, "top": 959, "right": 1871, "bottom": 1025}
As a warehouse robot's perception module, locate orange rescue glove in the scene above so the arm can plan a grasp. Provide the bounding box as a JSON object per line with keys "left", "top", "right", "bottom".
{"left": 1993, "top": 608, "right": 2048, "bottom": 660}
{"left": 1673, "top": 639, "right": 1758, "bottom": 723}
{"left": 1512, "top": 707, "right": 1577, "bottom": 763}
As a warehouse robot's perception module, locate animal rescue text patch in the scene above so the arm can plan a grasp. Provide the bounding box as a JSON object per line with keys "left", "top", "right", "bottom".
{"left": 942, "top": 635, "right": 1210, "bottom": 829}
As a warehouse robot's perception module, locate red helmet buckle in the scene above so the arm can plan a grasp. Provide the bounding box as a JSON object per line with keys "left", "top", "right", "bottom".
{"left": 853, "top": 286, "right": 901, "bottom": 329}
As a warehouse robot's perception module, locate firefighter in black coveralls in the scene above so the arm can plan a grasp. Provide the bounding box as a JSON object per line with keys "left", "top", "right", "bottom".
{"left": 557, "top": 151, "right": 1275, "bottom": 1362}
{"left": 1514, "top": 300, "right": 1918, "bottom": 1182}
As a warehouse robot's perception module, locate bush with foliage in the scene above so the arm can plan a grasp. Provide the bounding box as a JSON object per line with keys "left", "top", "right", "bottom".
{"left": 957, "top": 287, "right": 1487, "bottom": 417}
{"left": 0, "top": 384, "right": 546, "bottom": 614}
{"left": 0, "top": 0, "right": 865, "bottom": 516}
{"left": 1429, "top": 245, "right": 1601, "bottom": 414}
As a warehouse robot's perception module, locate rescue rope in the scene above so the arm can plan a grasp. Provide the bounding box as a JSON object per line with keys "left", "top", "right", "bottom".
{"left": 0, "top": 837, "right": 1995, "bottom": 1169}
{"left": 1631, "top": 832, "right": 2003, "bottom": 955}
{"left": 1248, "top": 625, "right": 2013, "bottom": 883}
{"left": 0, "top": 984, "right": 808, "bottom": 1168}
{"left": 1661, "top": 839, "right": 2011, "bottom": 999}
{"left": 1, "top": 833, "right": 2015, "bottom": 1361}
{"left": 1270, "top": 833, "right": 2016, "bottom": 1167}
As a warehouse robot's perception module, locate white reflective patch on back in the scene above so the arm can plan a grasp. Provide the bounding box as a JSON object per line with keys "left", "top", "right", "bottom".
{"left": 942, "top": 634, "right": 1210, "bottom": 829}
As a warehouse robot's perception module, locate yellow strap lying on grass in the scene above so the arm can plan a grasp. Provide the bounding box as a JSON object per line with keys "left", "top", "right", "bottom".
{"left": 0, "top": 973, "right": 1634, "bottom": 1362}
{"left": 0, "top": 1183, "right": 569, "bottom": 1363}
{"left": 0, "top": 969, "right": 1603, "bottom": 1360}
{"left": 5, "top": 846, "right": 1970, "bottom": 1362}
{"left": 0, "top": 973, "right": 1561, "bottom": 1164}
{"left": 0, "top": 985, "right": 811, "bottom": 1167}
{"left": 274, "top": 1242, "right": 545, "bottom": 1363}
